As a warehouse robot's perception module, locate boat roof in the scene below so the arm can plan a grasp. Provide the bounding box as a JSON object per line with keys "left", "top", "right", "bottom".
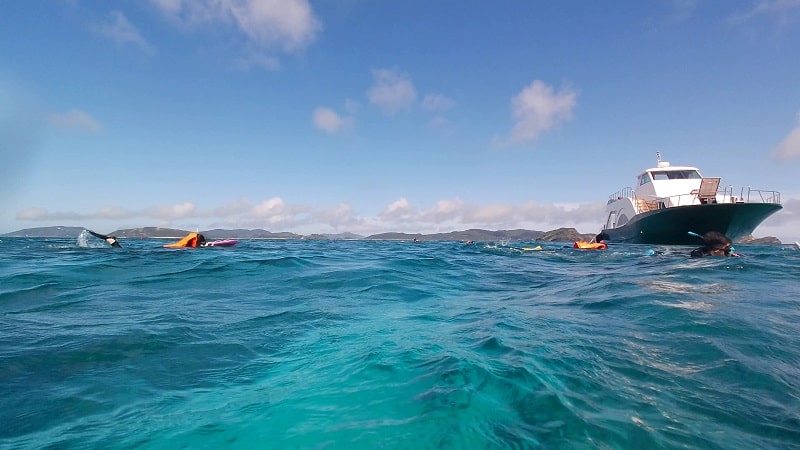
{"left": 644, "top": 164, "right": 699, "bottom": 172}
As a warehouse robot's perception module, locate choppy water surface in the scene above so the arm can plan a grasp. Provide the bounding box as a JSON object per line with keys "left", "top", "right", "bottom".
{"left": 1, "top": 237, "right": 799, "bottom": 449}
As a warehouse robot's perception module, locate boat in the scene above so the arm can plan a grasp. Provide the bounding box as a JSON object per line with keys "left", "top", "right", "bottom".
{"left": 600, "top": 153, "right": 782, "bottom": 245}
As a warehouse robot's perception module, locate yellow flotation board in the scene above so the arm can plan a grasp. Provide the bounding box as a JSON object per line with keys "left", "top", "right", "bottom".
{"left": 164, "top": 232, "right": 203, "bottom": 248}
{"left": 573, "top": 241, "right": 607, "bottom": 250}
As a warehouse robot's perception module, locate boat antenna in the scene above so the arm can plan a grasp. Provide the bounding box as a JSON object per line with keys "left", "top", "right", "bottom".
{"left": 656, "top": 151, "right": 662, "bottom": 164}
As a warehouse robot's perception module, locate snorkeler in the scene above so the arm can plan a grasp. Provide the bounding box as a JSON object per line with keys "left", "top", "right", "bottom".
{"left": 87, "top": 229, "right": 121, "bottom": 248}
{"left": 689, "top": 231, "right": 739, "bottom": 257}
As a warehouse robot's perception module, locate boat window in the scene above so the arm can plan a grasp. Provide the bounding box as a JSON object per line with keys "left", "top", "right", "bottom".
{"left": 651, "top": 170, "right": 701, "bottom": 180}
{"left": 639, "top": 173, "right": 651, "bottom": 186}
{"left": 617, "top": 214, "right": 629, "bottom": 227}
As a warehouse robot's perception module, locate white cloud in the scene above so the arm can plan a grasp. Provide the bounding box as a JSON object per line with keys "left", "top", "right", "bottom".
{"left": 228, "top": 0, "right": 320, "bottom": 51}
{"left": 17, "top": 208, "right": 56, "bottom": 220}
{"left": 667, "top": 0, "right": 699, "bottom": 22}
{"left": 773, "top": 117, "right": 800, "bottom": 159}
{"left": 381, "top": 198, "right": 414, "bottom": 220}
{"left": 419, "top": 199, "right": 465, "bottom": 222}
{"left": 496, "top": 80, "right": 577, "bottom": 146}
{"left": 146, "top": 202, "right": 197, "bottom": 220}
{"left": 344, "top": 99, "right": 359, "bottom": 115}
{"left": 313, "top": 107, "right": 353, "bottom": 133}
{"left": 421, "top": 93, "right": 456, "bottom": 112}
{"left": 211, "top": 198, "right": 252, "bottom": 216}
{"left": 234, "top": 52, "right": 281, "bottom": 71}
{"left": 728, "top": 0, "right": 800, "bottom": 24}
{"left": 367, "top": 69, "right": 417, "bottom": 115}
{"left": 151, "top": 0, "right": 320, "bottom": 51}
{"left": 96, "top": 206, "right": 132, "bottom": 220}
{"left": 307, "top": 203, "right": 364, "bottom": 232}
{"left": 48, "top": 110, "right": 103, "bottom": 132}
{"left": 462, "top": 203, "right": 516, "bottom": 223}
{"left": 15, "top": 196, "right": 800, "bottom": 242}
{"left": 93, "top": 11, "right": 155, "bottom": 54}
{"left": 252, "top": 197, "right": 286, "bottom": 218}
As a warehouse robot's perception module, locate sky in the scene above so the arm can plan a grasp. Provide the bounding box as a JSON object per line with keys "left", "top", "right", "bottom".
{"left": 2, "top": 0, "right": 800, "bottom": 241}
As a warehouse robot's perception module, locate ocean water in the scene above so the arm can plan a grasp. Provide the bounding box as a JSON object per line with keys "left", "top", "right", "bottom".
{"left": 1, "top": 236, "right": 799, "bottom": 450}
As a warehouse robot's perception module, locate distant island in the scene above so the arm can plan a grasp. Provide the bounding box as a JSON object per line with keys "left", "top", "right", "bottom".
{"left": 0, "top": 226, "right": 782, "bottom": 244}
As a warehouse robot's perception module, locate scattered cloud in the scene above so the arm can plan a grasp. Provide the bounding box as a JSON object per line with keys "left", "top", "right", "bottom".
{"left": 419, "top": 199, "right": 465, "bottom": 223}
{"left": 344, "top": 99, "right": 359, "bottom": 115}
{"left": 151, "top": 0, "right": 321, "bottom": 52}
{"left": 15, "top": 195, "right": 799, "bottom": 241}
{"left": 421, "top": 94, "right": 456, "bottom": 129}
{"left": 233, "top": 52, "right": 281, "bottom": 71}
{"left": 367, "top": 69, "right": 417, "bottom": 115}
{"left": 495, "top": 80, "right": 578, "bottom": 147}
{"left": 228, "top": 0, "right": 321, "bottom": 51}
{"left": 775, "top": 125, "right": 800, "bottom": 159}
{"left": 380, "top": 198, "right": 414, "bottom": 221}
{"left": 755, "top": 197, "right": 800, "bottom": 241}
{"left": 773, "top": 116, "right": 800, "bottom": 159}
{"left": 17, "top": 208, "right": 76, "bottom": 221}
{"left": 93, "top": 11, "right": 156, "bottom": 54}
{"left": 313, "top": 107, "right": 353, "bottom": 133}
{"left": 146, "top": 202, "right": 197, "bottom": 220}
{"left": 253, "top": 197, "right": 286, "bottom": 218}
{"left": 376, "top": 197, "right": 603, "bottom": 232}
{"left": 421, "top": 93, "right": 456, "bottom": 112}
{"left": 95, "top": 206, "right": 132, "bottom": 220}
{"left": 48, "top": 110, "right": 103, "bottom": 132}
{"left": 667, "top": 0, "right": 699, "bottom": 23}
{"left": 728, "top": 0, "right": 800, "bottom": 24}
{"left": 429, "top": 115, "right": 450, "bottom": 129}
{"left": 461, "top": 203, "right": 516, "bottom": 224}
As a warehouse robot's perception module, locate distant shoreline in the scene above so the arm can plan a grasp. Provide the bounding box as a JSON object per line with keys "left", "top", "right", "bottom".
{"left": 0, "top": 226, "right": 782, "bottom": 244}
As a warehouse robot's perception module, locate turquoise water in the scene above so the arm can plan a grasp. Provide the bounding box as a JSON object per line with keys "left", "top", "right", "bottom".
{"left": 1, "top": 237, "right": 799, "bottom": 449}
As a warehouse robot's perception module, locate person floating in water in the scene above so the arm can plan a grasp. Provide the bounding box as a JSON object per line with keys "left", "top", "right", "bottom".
{"left": 690, "top": 231, "right": 740, "bottom": 257}
{"left": 163, "top": 232, "right": 206, "bottom": 248}
{"left": 87, "top": 229, "right": 121, "bottom": 248}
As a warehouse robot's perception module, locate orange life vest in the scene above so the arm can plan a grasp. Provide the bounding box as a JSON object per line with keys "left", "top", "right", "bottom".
{"left": 573, "top": 241, "right": 607, "bottom": 250}
{"left": 164, "top": 232, "right": 201, "bottom": 248}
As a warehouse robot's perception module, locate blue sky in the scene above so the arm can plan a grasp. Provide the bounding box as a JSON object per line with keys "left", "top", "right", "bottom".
{"left": 2, "top": 0, "right": 800, "bottom": 241}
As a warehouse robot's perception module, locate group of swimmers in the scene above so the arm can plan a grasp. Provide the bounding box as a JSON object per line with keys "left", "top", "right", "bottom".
{"left": 87, "top": 230, "right": 208, "bottom": 248}
{"left": 88, "top": 228, "right": 740, "bottom": 257}
{"left": 590, "top": 230, "right": 739, "bottom": 257}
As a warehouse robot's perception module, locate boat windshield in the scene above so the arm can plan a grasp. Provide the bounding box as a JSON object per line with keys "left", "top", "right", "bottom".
{"left": 650, "top": 170, "right": 701, "bottom": 180}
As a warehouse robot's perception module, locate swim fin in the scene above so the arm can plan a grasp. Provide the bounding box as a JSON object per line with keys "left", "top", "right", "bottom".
{"left": 87, "top": 229, "right": 121, "bottom": 248}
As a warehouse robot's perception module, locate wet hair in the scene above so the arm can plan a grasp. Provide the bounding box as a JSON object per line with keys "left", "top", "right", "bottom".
{"left": 701, "top": 231, "right": 732, "bottom": 250}
{"left": 690, "top": 231, "right": 732, "bottom": 257}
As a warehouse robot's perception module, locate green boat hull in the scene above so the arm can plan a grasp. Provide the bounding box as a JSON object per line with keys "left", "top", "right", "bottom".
{"left": 602, "top": 203, "right": 782, "bottom": 245}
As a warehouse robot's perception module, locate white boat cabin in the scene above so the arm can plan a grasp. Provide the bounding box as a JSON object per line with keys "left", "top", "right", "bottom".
{"left": 604, "top": 160, "right": 736, "bottom": 230}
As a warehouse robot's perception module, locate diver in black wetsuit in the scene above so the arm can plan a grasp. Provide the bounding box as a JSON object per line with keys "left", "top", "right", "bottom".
{"left": 87, "top": 230, "right": 121, "bottom": 248}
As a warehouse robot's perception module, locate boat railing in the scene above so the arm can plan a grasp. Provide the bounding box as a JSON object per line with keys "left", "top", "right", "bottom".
{"left": 744, "top": 188, "right": 781, "bottom": 204}
{"left": 652, "top": 187, "right": 782, "bottom": 207}
{"left": 605, "top": 186, "right": 780, "bottom": 208}
{"left": 608, "top": 187, "right": 634, "bottom": 203}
